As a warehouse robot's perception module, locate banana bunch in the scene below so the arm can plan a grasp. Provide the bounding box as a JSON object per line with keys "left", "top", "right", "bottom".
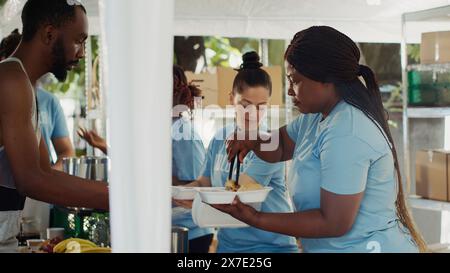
{"left": 53, "top": 238, "right": 111, "bottom": 253}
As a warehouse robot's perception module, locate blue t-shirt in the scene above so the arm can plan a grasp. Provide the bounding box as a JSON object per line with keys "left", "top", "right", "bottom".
{"left": 171, "top": 117, "right": 214, "bottom": 240}
{"left": 37, "top": 88, "right": 70, "bottom": 163}
{"left": 286, "top": 100, "right": 418, "bottom": 253}
{"left": 201, "top": 125, "right": 299, "bottom": 253}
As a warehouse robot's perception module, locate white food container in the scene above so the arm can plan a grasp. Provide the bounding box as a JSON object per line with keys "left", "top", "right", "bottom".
{"left": 197, "top": 187, "right": 236, "bottom": 204}
{"left": 198, "top": 187, "right": 273, "bottom": 204}
{"left": 191, "top": 193, "right": 248, "bottom": 228}
{"left": 237, "top": 187, "right": 273, "bottom": 203}
{"left": 172, "top": 186, "right": 202, "bottom": 200}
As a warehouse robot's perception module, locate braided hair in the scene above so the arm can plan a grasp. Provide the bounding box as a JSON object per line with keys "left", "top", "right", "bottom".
{"left": 285, "top": 26, "right": 427, "bottom": 252}
{"left": 173, "top": 65, "right": 202, "bottom": 111}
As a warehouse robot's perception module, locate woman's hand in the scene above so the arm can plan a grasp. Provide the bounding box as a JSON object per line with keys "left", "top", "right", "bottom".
{"left": 226, "top": 131, "right": 259, "bottom": 163}
{"left": 211, "top": 197, "right": 260, "bottom": 225}
{"left": 172, "top": 199, "right": 194, "bottom": 209}
{"left": 77, "top": 127, "right": 108, "bottom": 154}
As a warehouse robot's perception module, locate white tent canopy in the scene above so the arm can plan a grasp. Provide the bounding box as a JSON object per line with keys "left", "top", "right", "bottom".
{"left": 2, "top": 0, "right": 450, "bottom": 43}
{"left": 173, "top": 0, "right": 450, "bottom": 43}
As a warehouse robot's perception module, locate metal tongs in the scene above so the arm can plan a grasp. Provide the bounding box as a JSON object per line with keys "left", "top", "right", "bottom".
{"left": 228, "top": 154, "right": 241, "bottom": 189}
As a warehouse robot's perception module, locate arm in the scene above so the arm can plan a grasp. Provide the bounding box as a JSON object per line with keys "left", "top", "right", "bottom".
{"left": 40, "top": 138, "right": 52, "bottom": 173}
{"left": 172, "top": 176, "right": 211, "bottom": 209}
{"left": 77, "top": 128, "right": 108, "bottom": 154}
{"left": 214, "top": 189, "right": 363, "bottom": 238}
{"left": 51, "top": 137, "right": 75, "bottom": 171}
{"left": 184, "top": 176, "right": 211, "bottom": 188}
{"left": 0, "top": 75, "right": 109, "bottom": 210}
{"left": 227, "top": 126, "right": 296, "bottom": 163}
{"left": 217, "top": 135, "right": 372, "bottom": 238}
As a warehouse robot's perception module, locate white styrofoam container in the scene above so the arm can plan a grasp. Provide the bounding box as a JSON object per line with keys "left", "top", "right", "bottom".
{"left": 198, "top": 187, "right": 273, "bottom": 204}
{"left": 192, "top": 194, "right": 248, "bottom": 228}
{"left": 197, "top": 187, "right": 236, "bottom": 204}
{"left": 171, "top": 186, "right": 202, "bottom": 200}
{"left": 237, "top": 187, "right": 273, "bottom": 203}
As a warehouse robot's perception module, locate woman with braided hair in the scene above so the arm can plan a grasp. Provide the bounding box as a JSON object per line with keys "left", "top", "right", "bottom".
{"left": 170, "top": 65, "right": 215, "bottom": 253}
{"left": 219, "top": 26, "right": 425, "bottom": 253}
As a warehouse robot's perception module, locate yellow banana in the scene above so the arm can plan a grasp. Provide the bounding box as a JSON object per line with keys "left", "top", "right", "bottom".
{"left": 65, "top": 241, "right": 82, "bottom": 253}
{"left": 80, "top": 247, "right": 112, "bottom": 253}
{"left": 71, "top": 238, "right": 98, "bottom": 248}
{"left": 53, "top": 238, "right": 98, "bottom": 253}
{"left": 53, "top": 239, "right": 70, "bottom": 253}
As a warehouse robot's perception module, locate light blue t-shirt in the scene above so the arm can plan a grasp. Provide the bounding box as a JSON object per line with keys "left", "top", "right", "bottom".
{"left": 201, "top": 125, "right": 299, "bottom": 253}
{"left": 286, "top": 100, "right": 418, "bottom": 253}
{"left": 37, "top": 88, "right": 70, "bottom": 163}
{"left": 171, "top": 117, "right": 214, "bottom": 240}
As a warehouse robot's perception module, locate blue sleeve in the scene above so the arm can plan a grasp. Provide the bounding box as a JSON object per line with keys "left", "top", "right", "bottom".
{"left": 242, "top": 154, "right": 284, "bottom": 187}
{"left": 50, "top": 96, "right": 70, "bottom": 139}
{"left": 286, "top": 114, "right": 314, "bottom": 144}
{"left": 286, "top": 116, "right": 301, "bottom": 143}
{"left": 172, "top": 138, "right": 206, "bottom": 181}
{"left": 319, "top": 136, "right": 374, "bottom": 195}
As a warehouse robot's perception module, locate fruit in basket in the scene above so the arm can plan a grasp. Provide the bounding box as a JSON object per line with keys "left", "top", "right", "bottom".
{"left": 53, "top": 238, "right": 98, "bottom": 253}
{"left": 65, "top": 241, "right": 82, "bottom": 253}
{"left": 39, "top": 237, "right": 63, "bottom": 253}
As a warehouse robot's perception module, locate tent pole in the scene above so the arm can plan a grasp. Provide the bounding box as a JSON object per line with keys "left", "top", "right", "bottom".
{"left": 99, "top": 0, "right": 174, "bottom": 253}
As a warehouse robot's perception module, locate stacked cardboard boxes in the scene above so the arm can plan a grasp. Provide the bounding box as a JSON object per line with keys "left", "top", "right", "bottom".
{"left": 416, "top": 150, "right": 450, "bottom": 202}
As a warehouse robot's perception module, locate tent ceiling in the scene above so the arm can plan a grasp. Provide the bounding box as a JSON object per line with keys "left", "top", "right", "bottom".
{"left": 173, "top": 0, "right": 450, "bottom": 43}
{"left": 2, "top": 0, "right": 450, "bottom": 43}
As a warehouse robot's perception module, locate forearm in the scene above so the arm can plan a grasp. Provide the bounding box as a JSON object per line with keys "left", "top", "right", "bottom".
{"left": 250, "top": 130, "right": 285, "bottom": 163}
{"left": 53, "top": 150, "right": 76, "bottom": 171}
{"left": 23, "top": 170, "right": 109, "bottom": 210}
{"left": 172, "top": 176, "right": 198, "bottom": 186}
{"left": 252, "top": 210, "right": 345, "bottom": 239}
{"left": 184, "top": 178, "right": 211, "bottom": 188}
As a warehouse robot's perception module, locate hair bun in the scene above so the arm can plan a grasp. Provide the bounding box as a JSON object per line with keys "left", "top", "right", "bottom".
{"left": 240, "top": 51, "right": 263, "bottom": 70}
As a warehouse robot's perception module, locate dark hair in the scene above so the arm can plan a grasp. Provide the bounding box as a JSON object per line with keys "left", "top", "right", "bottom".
{"left": 173, "top": 65, "right": 202, "bottom": 110}
{"left": 0, "top": 29, "right": 21, "bottom": 60}
{"left": 232, "top": 51, "right": 272, "bottom": 95}
{"left": 21, "top": 0, "right": 87, "bottom": 42}
{"left": 285, "top": 26, "right": 426, "bottom": 252}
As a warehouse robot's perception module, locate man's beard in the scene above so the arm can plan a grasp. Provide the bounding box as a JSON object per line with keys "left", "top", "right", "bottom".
{"left": 50, "top": 38, "right": 69, "bottom": 82}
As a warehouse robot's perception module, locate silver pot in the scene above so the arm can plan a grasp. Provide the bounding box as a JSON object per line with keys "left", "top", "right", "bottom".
{"left": 62, "top": 156, "right": 109, "bottom": 182}
{"left": 78, "top": 157, "right": 109, "bottom": 182}
{"left": 171, "top": 226, "right": 189, "bottom": 253}
{"left": 62, "top": 157, "right": 81, "bottom": 176}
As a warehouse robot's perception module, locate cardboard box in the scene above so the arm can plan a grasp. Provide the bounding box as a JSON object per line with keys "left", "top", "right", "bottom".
{"left": 421, "top": 31, "right": 450, "bottom": 64}
{"left": 415, "top": 150, "right": 449, "bottom": 201}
